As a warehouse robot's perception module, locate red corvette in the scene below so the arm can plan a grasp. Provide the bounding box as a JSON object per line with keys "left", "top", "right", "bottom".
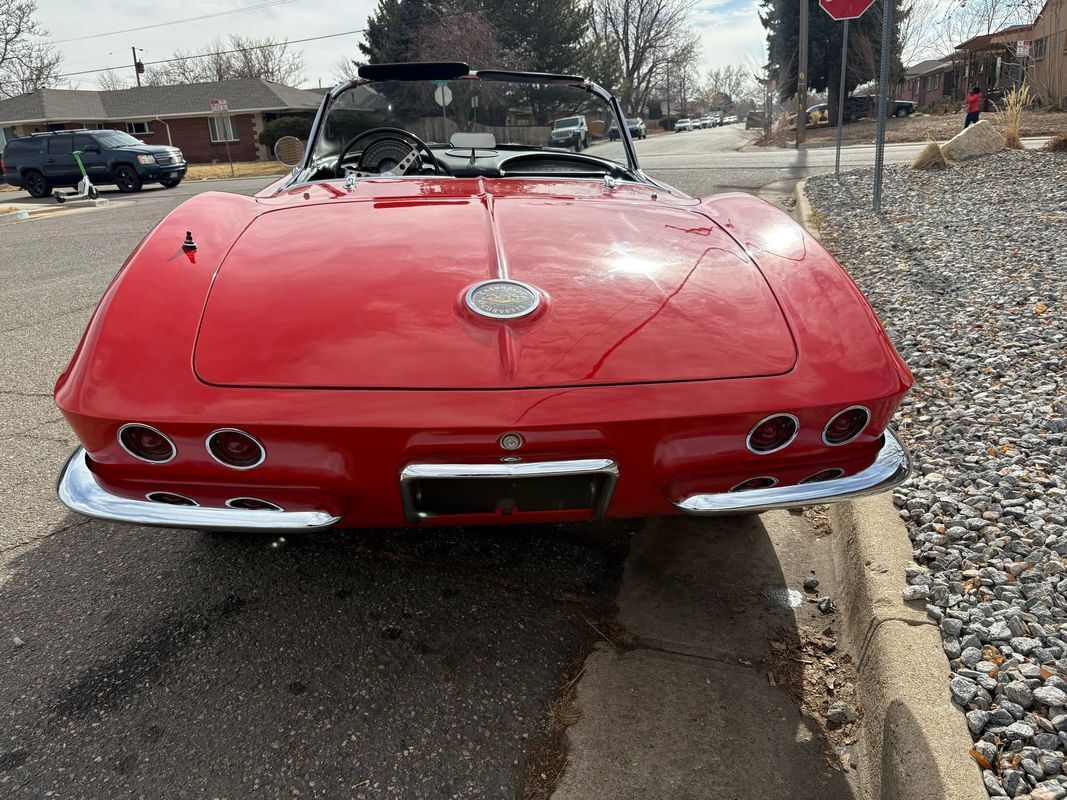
{"left": 55, "top": 63, "right": 912, "bottom": 531}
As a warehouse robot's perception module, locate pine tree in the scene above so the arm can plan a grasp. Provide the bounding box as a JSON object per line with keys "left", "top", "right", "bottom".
{"left": 760, "top": 0, "right": 906, "bottom": 121}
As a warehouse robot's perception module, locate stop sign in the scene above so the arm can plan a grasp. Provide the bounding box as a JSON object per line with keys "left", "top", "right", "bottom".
{"left": 819, "top": 0, "right": 875, "bottom": 20}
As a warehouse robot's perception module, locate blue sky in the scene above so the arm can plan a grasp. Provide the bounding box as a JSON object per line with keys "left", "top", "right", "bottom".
{"left": 36, "top": 0, "right": 768, "bottom": 90}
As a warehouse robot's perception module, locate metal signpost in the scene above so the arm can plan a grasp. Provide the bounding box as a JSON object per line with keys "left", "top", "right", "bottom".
{"left": 872, "top": 0, "right": 895, "bottom": 211}
{"left": 819, "top": 0, "right": 877, "bottom": 179}
{"left": 210, "top": 99, "right": 235, "bottom": 177}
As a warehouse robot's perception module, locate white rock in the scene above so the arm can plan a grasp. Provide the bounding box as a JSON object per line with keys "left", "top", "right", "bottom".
{"left": 941, "top": 120, "right": 1005, "bottom": 161}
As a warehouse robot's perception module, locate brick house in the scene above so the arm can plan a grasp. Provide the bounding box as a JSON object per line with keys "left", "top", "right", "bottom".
{"left": 898, "top": 60, "right": 956, "bottom": 107}
{"left": 0, "top": 78, "right": 323, "bottom": 162}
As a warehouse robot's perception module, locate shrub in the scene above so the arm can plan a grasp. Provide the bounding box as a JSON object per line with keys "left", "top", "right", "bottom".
{"left": 658, "top": 115, "right": 681, "bottom": 130}
{"left": 1043, "top": 131, "right": 1067, "bottom": 152}
{"left": 911, "top": 140, "right": 948, "bottom": 170}
{"left": 258, "top": 115, "right": 313, "bottom": 150}
{"left": 995, "top": 86, "right": 1030, "bottom": 150}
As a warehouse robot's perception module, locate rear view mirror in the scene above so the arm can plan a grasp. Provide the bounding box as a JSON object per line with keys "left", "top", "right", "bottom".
{"left": 274, "top": 136, "right": 306, "bottom": 167}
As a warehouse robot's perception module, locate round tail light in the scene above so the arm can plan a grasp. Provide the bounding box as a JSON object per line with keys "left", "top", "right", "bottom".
{"left": 746, "top": 414, "right": 799, "bottom": 454}
{"left": 226, "top": 497, "right": 282, "bottom": 511}
{"left": 118, "top": 424, "right": 176, "bottom": 463}
{"left": 206, "top": 429, "right": 265, "bottom": 469}
{"left": 146, "top": 491, "right": 197, "bottom": 506}
{"left": 823, "top": 406, "right": 870, "bottom": 446}
{"left": 800, "top": 468, "right": 845, "bottom": 484}
{"left": 730, "top": 476, "right": 778, "bottom": 492}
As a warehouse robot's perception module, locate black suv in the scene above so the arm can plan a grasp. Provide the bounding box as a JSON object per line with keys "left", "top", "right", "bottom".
{"left": 1, "top": 129, "right": 186, "bottom": 197}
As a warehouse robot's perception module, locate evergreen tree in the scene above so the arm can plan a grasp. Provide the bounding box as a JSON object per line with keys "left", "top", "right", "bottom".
{"left": 760, "top": 0, "right": 905, "bottom": 121}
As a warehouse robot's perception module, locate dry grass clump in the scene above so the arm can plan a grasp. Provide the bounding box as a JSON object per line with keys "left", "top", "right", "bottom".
{"left": 996, "top": 85, "right": 1031, "bottom": 149}
{"left": 911, "top": 139, "right": 948, "bottom": 170}
{"left": 1043, "top": 131, "right": 1067, "bottom": 152}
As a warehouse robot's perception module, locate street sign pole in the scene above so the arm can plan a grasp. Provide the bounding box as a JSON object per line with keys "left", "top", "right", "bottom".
{"left": 835, "top": 19, "right": 850, "bottom": 179}
{"left": 872, "top": 0, "right": 895, "bottom": 211}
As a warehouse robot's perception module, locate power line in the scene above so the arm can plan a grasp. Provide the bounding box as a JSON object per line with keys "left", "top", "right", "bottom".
{"left": 48, "top": 0, "right": 305, "bottom": 45}
{"left": 51, "top": 27, "right": 369, "bottom": 80}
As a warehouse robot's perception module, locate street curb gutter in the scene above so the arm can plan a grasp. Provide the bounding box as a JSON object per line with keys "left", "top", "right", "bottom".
{"left": 829, "top": 497, "right": 986, "bottom": 800}
{"left": 793, "top": 179, "right": 984, "bottom": 799}
{"left": 793, "top": 178, "right": 820, "bottom": 240}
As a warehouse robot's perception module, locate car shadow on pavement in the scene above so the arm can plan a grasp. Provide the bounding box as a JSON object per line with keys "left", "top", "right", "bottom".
{"left": 0, "top": 516, "right": 633, "bottom": 798}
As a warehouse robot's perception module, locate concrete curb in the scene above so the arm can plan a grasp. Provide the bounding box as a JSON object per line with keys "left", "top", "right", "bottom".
{"left": 793, "top": 179, "right": 820, "bottom": 240}
{"left": 829, "top": 497, "right": 985, "bottom": 800}
{"left": 793, "top": 179, "right": 983, "bottom": 798}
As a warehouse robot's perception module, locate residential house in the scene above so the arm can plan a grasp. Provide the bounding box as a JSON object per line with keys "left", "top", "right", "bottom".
{"left": 955, "top": 0, "right": 1067, "bottom": 108}
{"left": 0, "top": 78, "right": 323, "bottom": 161}
{"left": 899, "top": 59, "right": 956, "bottom": 107}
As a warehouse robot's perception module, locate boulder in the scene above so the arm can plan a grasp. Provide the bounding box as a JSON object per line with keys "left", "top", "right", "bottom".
{"left": 941, "top": 120, "right": 1005, "bottom": 161}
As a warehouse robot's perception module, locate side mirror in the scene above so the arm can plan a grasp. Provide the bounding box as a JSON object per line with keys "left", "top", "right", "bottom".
{"left": 274, "top": 136, "right": 306, "bottom": 167}
{"left": 83, "top": 145, "right": 101, "bottom": 154}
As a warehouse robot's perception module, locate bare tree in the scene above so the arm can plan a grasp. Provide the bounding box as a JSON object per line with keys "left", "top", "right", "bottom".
{"left": 144, "top": 35, "right": 305, "bottom": 86}
{"left": 332, "top": 57, "right": 357, "bottom": 83}
{"left": 0, "top": 0, "right": 63, "bottom": 98}
{"left": 592, "top": 0, "right": 700, "bottom": 115}
{"left": 97, "top": 68, "right": 131, "bottom": 91}
{"left": 702, "top": 64, "right": 757, "bottom": 108}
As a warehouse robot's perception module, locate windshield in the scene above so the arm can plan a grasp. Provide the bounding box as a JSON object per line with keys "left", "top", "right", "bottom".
{"left": 95, "top": 131, "right": 144, "bottom": 148}
{"left": 308, "top": 75, "right": 634, "bottom": 178}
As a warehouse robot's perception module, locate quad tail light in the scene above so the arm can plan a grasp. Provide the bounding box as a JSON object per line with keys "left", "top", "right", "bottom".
{"left": 746, "top": 414, "right": 799, "bottom": 455}
{"left": 823, "top": 406, "right": 870, "bottom": 446}
{"left": 206, "top": 428, "right": 265, "bottom": 469}
{"left": 118, "top": 423, "right": 176, "bottom": 463}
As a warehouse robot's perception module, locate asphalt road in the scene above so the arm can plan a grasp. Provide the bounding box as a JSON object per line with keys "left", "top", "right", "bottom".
{"left": 0, "top": 139, "right": 881, "bottom": 797}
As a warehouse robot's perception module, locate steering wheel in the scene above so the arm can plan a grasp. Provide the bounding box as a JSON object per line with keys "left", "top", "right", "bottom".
{"left": 333, "top": 127, "right": 446, "bottom": 178}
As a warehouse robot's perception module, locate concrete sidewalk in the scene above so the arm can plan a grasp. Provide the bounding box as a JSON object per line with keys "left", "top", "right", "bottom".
{"left": 552, "top": 512, "right": 862, "bottom": 800}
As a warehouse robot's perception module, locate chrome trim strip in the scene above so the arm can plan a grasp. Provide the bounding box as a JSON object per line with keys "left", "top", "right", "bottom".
{"left": 399, "top": 458, "right": 619, "bottom": 523}
{"left": 674, "top": 430, "right": 910, "bottom": 515}
{"left": 728, "top": 476, "right": 778, "bottom": 492}
{"left": 145, "top": 491, "right": 199, "bottom": 506}
{"left": 226, "top": 497, "right": 284, "bottom": 512}
{"left": 205, "top": 428, "right": 266, "bottom": 470}
{"left": 57, "top": 448, "right": 340, "bottom": 531}
{"left": 745, "top": 413, "right": 800, "bottom": 455}
{"left": 117, "top": 422, "right": 176, "bottom": 464}
{"left": 822, "top": 405, "right": 871, "bottom": 446}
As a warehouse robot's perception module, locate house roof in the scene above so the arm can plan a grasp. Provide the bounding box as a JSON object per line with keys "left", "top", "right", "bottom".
{"left": 0, "top": 78, "right": 322, "bottom": 125}
{"left": 956, "top": 23, "right": 1033, "bottom": 52}
{"left": 904, "top": 59, "right": 953, "bottom": 78}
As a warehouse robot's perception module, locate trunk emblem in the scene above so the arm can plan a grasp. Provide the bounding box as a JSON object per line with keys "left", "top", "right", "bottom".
{"left": 465, "top": 280, "right": 540, "bottom": 320}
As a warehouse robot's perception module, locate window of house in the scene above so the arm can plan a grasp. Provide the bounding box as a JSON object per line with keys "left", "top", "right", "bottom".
{"left": 208, "top": 115, "right": 238, "bottom": 143}
{"left": 1032, "top": 37, "right": 1046, "bottom": 59}
{"left": 126, "top": 121, "right": 151, "bottom": 134}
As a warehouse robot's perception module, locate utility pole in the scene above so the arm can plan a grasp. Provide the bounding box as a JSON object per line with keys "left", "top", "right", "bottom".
{"left": 797, "top": 0, "right": 809, "bottom": 148}
{"left": 131, "top": 47, "right": 144, "bottom": 87}
{"left": 665, "top": 61, "right": 672, "bottom": 120}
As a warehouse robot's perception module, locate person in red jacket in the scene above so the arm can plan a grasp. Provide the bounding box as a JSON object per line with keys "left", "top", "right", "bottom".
{"left": 964, "top": 87, "right": 982, "bottom": 128}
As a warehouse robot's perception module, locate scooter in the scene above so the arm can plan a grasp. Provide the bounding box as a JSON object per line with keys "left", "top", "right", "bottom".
{"left": 55, "top": 150, "right": 100, "bottom": 204}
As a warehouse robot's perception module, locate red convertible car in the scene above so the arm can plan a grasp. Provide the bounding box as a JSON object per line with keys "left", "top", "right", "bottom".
{"left": 55, "top": 63, "right": 912, "bottom": 531}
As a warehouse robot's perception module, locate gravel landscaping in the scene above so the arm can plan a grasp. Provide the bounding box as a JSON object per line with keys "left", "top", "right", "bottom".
{"left": 805, "top": 149, "right": 1067, "bottom": 799}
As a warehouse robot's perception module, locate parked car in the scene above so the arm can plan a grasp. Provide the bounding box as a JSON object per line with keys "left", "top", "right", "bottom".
{"left": 55, "top": 61, "right": 912, "bottom": 533}
{"left": 547, "top": 115, "right": 589, "bottom": 150}
{"left": 699, "top": 116, "right": 714, "bottom": 129}
{"left": 608, "top": 118, "right": 647, "bottom": 140}
{"left": 1, "top": 129, "right": 186, "bottom": 197}
{"left": 674, "top": 118, "right": 694, "bottom": 132}
{"left": 745, "top": 111, "right": 765, "bottom": 129}
{"left": 844, "top": 96, "right": 917, "bottom": 121}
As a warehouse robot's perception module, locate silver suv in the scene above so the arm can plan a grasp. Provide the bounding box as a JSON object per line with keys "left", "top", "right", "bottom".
{"left": 547, "top": 116, "right": 589, "bottom": 151}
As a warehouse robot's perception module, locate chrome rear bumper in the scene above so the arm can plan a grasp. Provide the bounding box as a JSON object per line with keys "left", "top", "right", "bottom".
{"left": 672, "top": 430, "right": 910, "bottom": 515}
{"left": 56, "top": 448, "right": 341, "bottom": 531}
